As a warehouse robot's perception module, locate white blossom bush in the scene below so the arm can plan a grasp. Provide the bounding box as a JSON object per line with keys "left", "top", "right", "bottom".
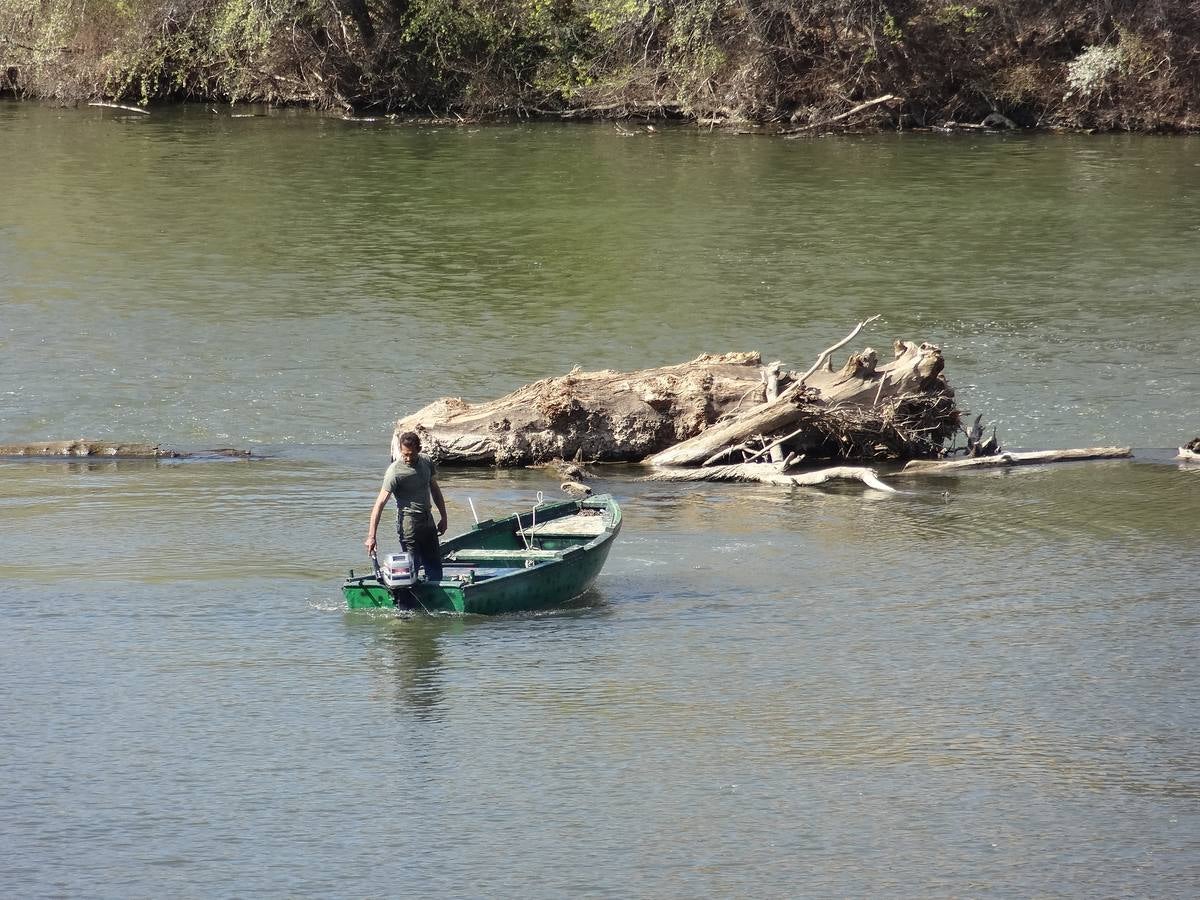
{"left": 1065, "top": 45, "right": 1123, "bottom": 96}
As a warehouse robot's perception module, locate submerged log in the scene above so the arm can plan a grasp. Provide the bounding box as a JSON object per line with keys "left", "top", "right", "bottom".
{"left": 897, "top": 446, "right": 1132, "bottom": 474}
{"left": 395, "top": 321, "right": 960, "bottom": 467}
{"left": 645, "top": 461, "right": 897, "bottom": 492}
{"left": 0, "top": 440, "right": 253, "bottom": 459}
{"left": 0, "top": 440, "right": 167, "bottom": 457}
{"left": 88, "top": 101, "right": 150, "bottom": 115}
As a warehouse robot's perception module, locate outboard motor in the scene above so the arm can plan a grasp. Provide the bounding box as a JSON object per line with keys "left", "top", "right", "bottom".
{"left": 378, "top": 551, "right": 417, "bottom": 589}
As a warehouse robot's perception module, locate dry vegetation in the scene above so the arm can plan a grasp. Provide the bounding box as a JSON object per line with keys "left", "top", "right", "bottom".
{"left": 3, "top": 0, "right": 1198, "bottom": 130}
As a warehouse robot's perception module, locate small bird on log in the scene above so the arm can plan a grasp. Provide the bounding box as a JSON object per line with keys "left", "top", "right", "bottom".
{"left": 965, "top": 414, "right": 1001, "bottom": 457}
{"left": 560, "top": 481, "right": 593, "bottom": 498}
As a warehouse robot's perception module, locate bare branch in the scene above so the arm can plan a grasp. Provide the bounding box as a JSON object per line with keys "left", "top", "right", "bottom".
{"left": 782, "top": 95, "right": 901, "bottom": 137}
{"left": 798, "top": 315, "right": 880, "bottom": 384}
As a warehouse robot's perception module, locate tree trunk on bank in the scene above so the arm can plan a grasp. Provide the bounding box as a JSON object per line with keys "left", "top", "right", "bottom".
{"left": 393, "top": 325, "right": 960, "bottom": 467}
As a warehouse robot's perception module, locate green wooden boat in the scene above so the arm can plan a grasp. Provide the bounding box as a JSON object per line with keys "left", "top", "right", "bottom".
{"left": 342, "top": 494, "right": 622, "bottom": 614}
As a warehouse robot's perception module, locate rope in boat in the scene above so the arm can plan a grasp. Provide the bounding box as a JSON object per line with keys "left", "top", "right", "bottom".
{"left": 405, "top": 586, "right": 433, "bottom": 615}
{"left": 517, "top": 491, "right": 545, "bottom": 550}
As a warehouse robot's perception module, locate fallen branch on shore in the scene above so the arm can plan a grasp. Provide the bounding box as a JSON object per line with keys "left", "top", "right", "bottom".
{"left": 896, "top": 447, "right": 1132, "bottom": 474}
{"left": 534, "top": 100, "right": 685, "bottom": 119}
{"left": 935, "top": 113, "right": 1019, "bottom": 132}
{"left": 782, "top": 95, "right": 900, "bottom": 137}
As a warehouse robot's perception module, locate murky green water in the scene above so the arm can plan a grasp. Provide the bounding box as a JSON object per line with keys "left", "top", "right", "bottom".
{"left": 2, "top": 102, "right": 1199, "bottom": 897}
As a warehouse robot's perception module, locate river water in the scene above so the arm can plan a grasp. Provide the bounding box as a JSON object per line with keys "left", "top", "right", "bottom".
{"left": 2, "top": 102, "right": 1199, "bottom": 897}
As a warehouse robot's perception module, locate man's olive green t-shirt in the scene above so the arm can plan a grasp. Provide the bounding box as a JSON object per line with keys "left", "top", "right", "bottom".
{"left": 382, "top": 455, "right": 437, "bottom": 520}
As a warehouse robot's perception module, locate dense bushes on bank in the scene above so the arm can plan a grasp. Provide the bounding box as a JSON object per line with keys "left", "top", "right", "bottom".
{"left": 1, "top": 0, "right": 1197, "bottom": 130}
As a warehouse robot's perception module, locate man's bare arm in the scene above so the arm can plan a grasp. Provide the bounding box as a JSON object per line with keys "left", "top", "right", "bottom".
{"left": 365, "top": 486, "right": 391, "bottom": 552}
{"left": 430, "top": 479, "right": 448, "bottom": 535}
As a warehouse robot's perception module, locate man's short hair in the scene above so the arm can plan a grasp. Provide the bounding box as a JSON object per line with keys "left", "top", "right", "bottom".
{"left": 399, "top": 431, "right": 421, "bottom": 452}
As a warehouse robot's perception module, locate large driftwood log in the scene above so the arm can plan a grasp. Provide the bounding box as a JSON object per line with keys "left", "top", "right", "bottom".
{"left": 1179, "top": 437, "right": 1200, "bottom": 461}
{"left": 396, "top": 352, "right": 772, "bottom": 465}
{"left": 395, "top": 323, "right": 959, "bottom": 467}
{"left": 897, "top": 447, "right": 1132, "bottom": 474}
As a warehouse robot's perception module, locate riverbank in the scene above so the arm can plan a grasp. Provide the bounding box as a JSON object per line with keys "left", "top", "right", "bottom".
{"left": 3, "top": 0, "right": 1199, "bottom": 133}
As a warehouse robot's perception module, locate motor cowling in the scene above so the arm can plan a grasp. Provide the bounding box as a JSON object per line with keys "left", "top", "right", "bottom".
{"left": 380, "top": 551, "right": 416, "bottom": 588}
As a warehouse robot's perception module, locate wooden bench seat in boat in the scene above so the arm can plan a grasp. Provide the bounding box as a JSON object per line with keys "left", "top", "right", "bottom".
{"left": 522, "top": 516, "right": 607, "bottom": 539}
{"left": 445, "top": 547, "right": 563, "bottom": 562}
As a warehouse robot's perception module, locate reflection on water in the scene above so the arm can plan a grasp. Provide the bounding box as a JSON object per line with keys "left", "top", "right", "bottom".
{"left": 3, "top": 452, "right": 1199, "bottom": 895}
{"left": 2, "top": 104, "right": 1198, "bottom": 451}
{"left": 350, "top": 590, "right": 616, "bottom": 716}
{"left": 361, "top": 614, "right": 460, "bottom": 714}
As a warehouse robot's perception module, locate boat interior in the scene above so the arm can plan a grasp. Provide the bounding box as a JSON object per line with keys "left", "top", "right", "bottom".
{"left": 438, "top": 507, "right": 609, "bottom": 582}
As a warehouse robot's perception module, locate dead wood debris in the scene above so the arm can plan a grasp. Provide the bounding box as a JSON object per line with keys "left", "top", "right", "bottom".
{"left": 387, "top": 318, "right": 1151, "bottom": 494}
{"left": 393, "top": 318, "right": 961, "bottom": 497}
{"left": 896, "top": 447, "right": 1132, "bottom": 474}
{"left": 0, "top": 440, "right": 253, "bottom": 459}
{"left": 644, "top": 460, "right": 896, "bottom": 492}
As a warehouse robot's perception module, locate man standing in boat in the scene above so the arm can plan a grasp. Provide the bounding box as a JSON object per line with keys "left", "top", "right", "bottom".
{"left": 365, "top": 431, "right": 448, "bottom": 581}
